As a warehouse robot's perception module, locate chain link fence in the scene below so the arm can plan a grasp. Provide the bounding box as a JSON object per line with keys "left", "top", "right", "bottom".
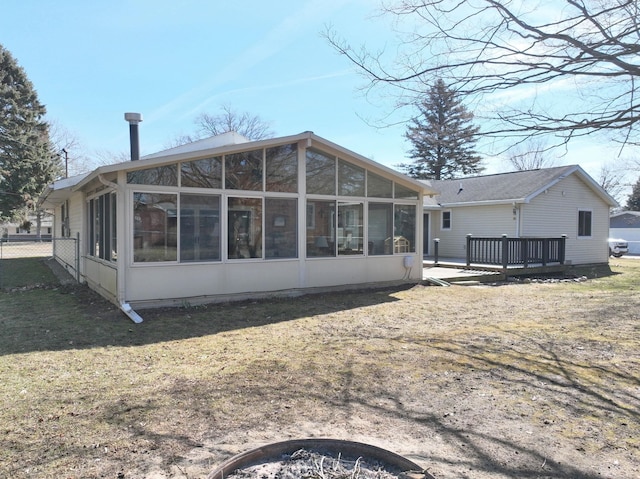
{"left": 0, "top": 237, "right": 79, "bottom": 289}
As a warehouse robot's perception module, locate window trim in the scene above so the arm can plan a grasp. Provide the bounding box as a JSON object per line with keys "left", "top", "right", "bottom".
{"left": 441, "top": 210, "right": 452, "bottom": 230}
{"left": 87, "top": 192, "right": 117, "bottom": 262}
{"left": 577, "top": 209, "right": 593, "bottom": 238}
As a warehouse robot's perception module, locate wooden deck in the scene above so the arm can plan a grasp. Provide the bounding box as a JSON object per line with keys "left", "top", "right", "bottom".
{"left": 422, "top": 257, "right": 568, "bottom": 284}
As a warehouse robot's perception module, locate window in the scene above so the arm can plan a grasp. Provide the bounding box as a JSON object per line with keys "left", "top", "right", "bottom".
{"left": 133, "top": 193, "right": 177, "bottom": 262}
{"left": 395, "top": 183, "right": 419, "bottom": 199}
{"left": 88, "top": 192, "right": 117, "bottom": 261}
{"left": 338, "top": 202, "right": 363, "bottom": 255}
{"left": 266, "top": 144, "right": 298, "bottom": 192}
{"left": 61, "top": 200, "right": 70, "bottom": 237}
{"left": 338, "top": 160, "right": 365, "bottom": 196}
{"left": 306, "top": 149, "right": 335, "bottom": 195}
{"left": 228, "top": 197, "right": 262, "bottom": 259}
{"left": 110, "top": 194, "right": 117, "bottom": 260}
{"left": 127, "top": 165, "right": 178, "bottom": 186}
{"left": 578, "top": 210, "right": 592, "bottom": 237}
{"left": 394, "top": 205, "right": 416, "bottom": 253}
{"left": 441, "top": 211, "right": 452, "bottom": 230}
{"left": 225, "top": 150, "right": 263, "bottom": 191}
{"left": 368, "top": 203, "right": 393, "bottom": 255}
{"left": 306, "top": 200, "right": 335, "bottom": 257}
{"left": 265, "top": 198, "right": 297, "bottom": 259}
{"left": 367, "top": 172, "right": 392, "bottom": 198}
{"left": 181, "top": 157, "right": 222, "bottom": 188}
{"left": 180, "top": 194, "right": 220, "bottom": 262}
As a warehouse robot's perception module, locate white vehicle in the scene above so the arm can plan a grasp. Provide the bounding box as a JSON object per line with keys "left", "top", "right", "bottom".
{"left": 608, "top": 238, "right": 629, "bottom": 257}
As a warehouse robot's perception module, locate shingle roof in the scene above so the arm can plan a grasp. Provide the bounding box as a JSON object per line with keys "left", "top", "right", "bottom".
{"left": 610, "top": 211, "right": 640, "bottom": 228}
{"left": 423, "top": 165, "right": 616, "bottom": 207}
{"left": 142, "top": 132, "right": 251, "bottom": 160}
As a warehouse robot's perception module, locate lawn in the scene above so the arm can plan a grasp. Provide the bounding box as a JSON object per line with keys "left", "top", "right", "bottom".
{"left": 0, "top": 257, "right": 638, "bottom": 478}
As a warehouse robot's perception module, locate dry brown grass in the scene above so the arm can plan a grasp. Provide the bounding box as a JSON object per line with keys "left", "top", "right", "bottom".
{"left": 0, "top": 258, "right": 638, "bottom": 478}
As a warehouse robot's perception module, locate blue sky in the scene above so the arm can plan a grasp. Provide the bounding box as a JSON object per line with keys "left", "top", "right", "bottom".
{"left": 2, "top": 1, "right": 409, "bottom": 166}
{"left": 1, "top": 0, "right": 636, "bottom": 197}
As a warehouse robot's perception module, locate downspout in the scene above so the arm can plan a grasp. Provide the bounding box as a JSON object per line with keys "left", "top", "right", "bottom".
{"left": 513, "top": 202, "right": 521, "bottom": 237}
{"left": 120, "top": 302, "right": 143, "bottom": 324}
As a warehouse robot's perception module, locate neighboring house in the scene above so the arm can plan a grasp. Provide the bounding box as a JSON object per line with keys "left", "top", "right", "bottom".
{"left": 0, "top": 214, "right": 53, "bottom": 240}
{"left": 422, "top": 165, "right": 617, "bottom": 265}
{"left": 41, "top": 131, "right": 436, "bottom": 320}
{"left": 610, "top": 211, "right": 640, "bottom": 255}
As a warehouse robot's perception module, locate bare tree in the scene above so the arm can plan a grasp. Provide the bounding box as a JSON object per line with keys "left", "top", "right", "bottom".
{"left": 505, "top": 139, "right": 556, "bottom": 171}
{"left": 48, "top": 119, "right": 94, "bottom": 177}
{"left": 598, "top": 162, "right": 629, "bottom": 204}
{"left": 326, "top": 0, "right": 640, "bottom": 151}
{"left": 169, "top": 105, "right": 274, "bottom": 147}
{"left": 93, "top": 149, "right": 131, "bottom": 167}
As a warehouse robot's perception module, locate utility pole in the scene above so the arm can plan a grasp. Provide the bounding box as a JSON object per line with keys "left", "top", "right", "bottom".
{"left": 61, "top": 148, "right": 68, "bottom": 178}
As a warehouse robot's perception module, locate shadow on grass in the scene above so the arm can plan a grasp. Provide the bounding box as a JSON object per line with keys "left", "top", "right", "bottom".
{"left": 3, "top": 259, "right": 639, "bottom": 478}
{"left": 0, "top": 257, "right": 411, "bottom": 356}
{"left": 92, "top": 334, "right": 639, "bottom": 479}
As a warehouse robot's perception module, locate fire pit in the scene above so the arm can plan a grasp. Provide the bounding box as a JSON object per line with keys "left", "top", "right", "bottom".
{"left": 207, "top": 438, "right": 435, "bottom": 479}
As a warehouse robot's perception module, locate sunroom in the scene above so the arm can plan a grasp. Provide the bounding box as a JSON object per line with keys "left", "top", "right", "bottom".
{"left": 43, "top": 131, "right": 436, "bottom": 319}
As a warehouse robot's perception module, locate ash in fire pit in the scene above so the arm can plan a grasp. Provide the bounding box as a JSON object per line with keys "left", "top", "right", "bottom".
{"left": 207, "top": 439, "right": 433, "bottom": 479}
{"left": 225, "top": 448, "right": 419, "bottom": 479}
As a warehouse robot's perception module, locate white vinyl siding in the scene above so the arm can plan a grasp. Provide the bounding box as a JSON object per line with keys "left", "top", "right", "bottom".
{"left": 521, "top": 175, "right": 609, "bottom": 264}
{"left": 431, "top": 204, "right": 516, "bottom": 258}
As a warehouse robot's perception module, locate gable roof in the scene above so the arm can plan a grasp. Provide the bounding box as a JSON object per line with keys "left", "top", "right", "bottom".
{"left": 610, "top": 211, "right": 640, "bottom": 228}
{"left": 423, "top": 165, "right": 617, "bottom": 208}
{"left": 142, "top": 131, "right": 251, "bottom": 159}
{"left": 41, "top": 131, "right": 437, "bottom": 208}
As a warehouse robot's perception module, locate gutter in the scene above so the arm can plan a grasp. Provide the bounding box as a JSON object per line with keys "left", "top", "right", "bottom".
{"left": 97, "top": 174, "right": 118, "bottom": 191}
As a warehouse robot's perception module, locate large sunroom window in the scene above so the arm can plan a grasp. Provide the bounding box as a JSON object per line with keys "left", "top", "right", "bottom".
{"left": 181, "top": 157, "right": 222, "bottom": 188}
{"left": 394, "top": 204, "right": 417, "bottom": 253}
{"left": 266, "top": 144, "right": 298, "bottom": 193}
{"left": 395, "top": 183, "right": 419, "bottom": 199}
{"left": 180, "top": 194, "right": 220, "bottom": 262}
{"left": 265, "top": 198, "right": 297, "bottom": 258}
{"left": 306, "top": 149, "right": 335, "bottom": 195}
{"left": 88, "top": 192, "right": 116, "bottom": 261}
{"left": 133, "top": 193, "right": 177, "bottom": 262}
{"left": 226, "top": 150, "right": 263, "bottom": 191}
{"left": 228, "top": 197, "right": 262, "bottom": 259}
{"left": 307, "top": 200, "right": 335, "bottom": 257}
{"left": 338, "top": 160, "right": 365, "bottom": 196}
{"left": 367, "top": 172, "right": 393, "bottom": 198}
{"left": 338, "top": 202, "right": 363, "bottom": 255}
{"left": 127, "top": 165, "right": 178, "bottom": 186}
{"left": 368, "top": 203, "right": 393, "bottom": 255}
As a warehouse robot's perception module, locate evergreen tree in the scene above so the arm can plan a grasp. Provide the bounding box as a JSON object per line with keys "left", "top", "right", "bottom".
{"left": 400, "top": 79, "right": 483, "bottom": 180}
{"left": 627, "top": 176, "right": 640, "bottom": 211}
{"left": 0, "top": 44, "right": 59, "bottom": 221}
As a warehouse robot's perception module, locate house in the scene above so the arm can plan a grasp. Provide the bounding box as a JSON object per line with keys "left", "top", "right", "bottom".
{"left": 422, "top": 165, "right": 618, "bottom": 265}
{"left": 0, "top": 213, "right": 53, "bottom": 240}
{"left": 41, "top": 130, "right": 436, "bottom": 321}
{"left": 610, "top": 211, "right": 640, "bottom": 255}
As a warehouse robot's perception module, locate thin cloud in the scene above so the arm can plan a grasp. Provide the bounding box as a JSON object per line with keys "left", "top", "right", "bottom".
{"left": 182, "top": 69, "right": 354, "bottom": 119}
{"left": 148, "top": 0, "right": 353, "bottom": 124}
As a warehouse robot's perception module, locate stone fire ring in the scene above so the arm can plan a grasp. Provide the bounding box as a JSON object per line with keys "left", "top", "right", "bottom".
{"left": 207, "top": 438, "right": 435, "bottom": 479}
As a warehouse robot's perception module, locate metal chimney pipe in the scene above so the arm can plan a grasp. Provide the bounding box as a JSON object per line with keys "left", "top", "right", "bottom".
{"left": 124, "top": 112, "right": 143, "bottom": 161}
